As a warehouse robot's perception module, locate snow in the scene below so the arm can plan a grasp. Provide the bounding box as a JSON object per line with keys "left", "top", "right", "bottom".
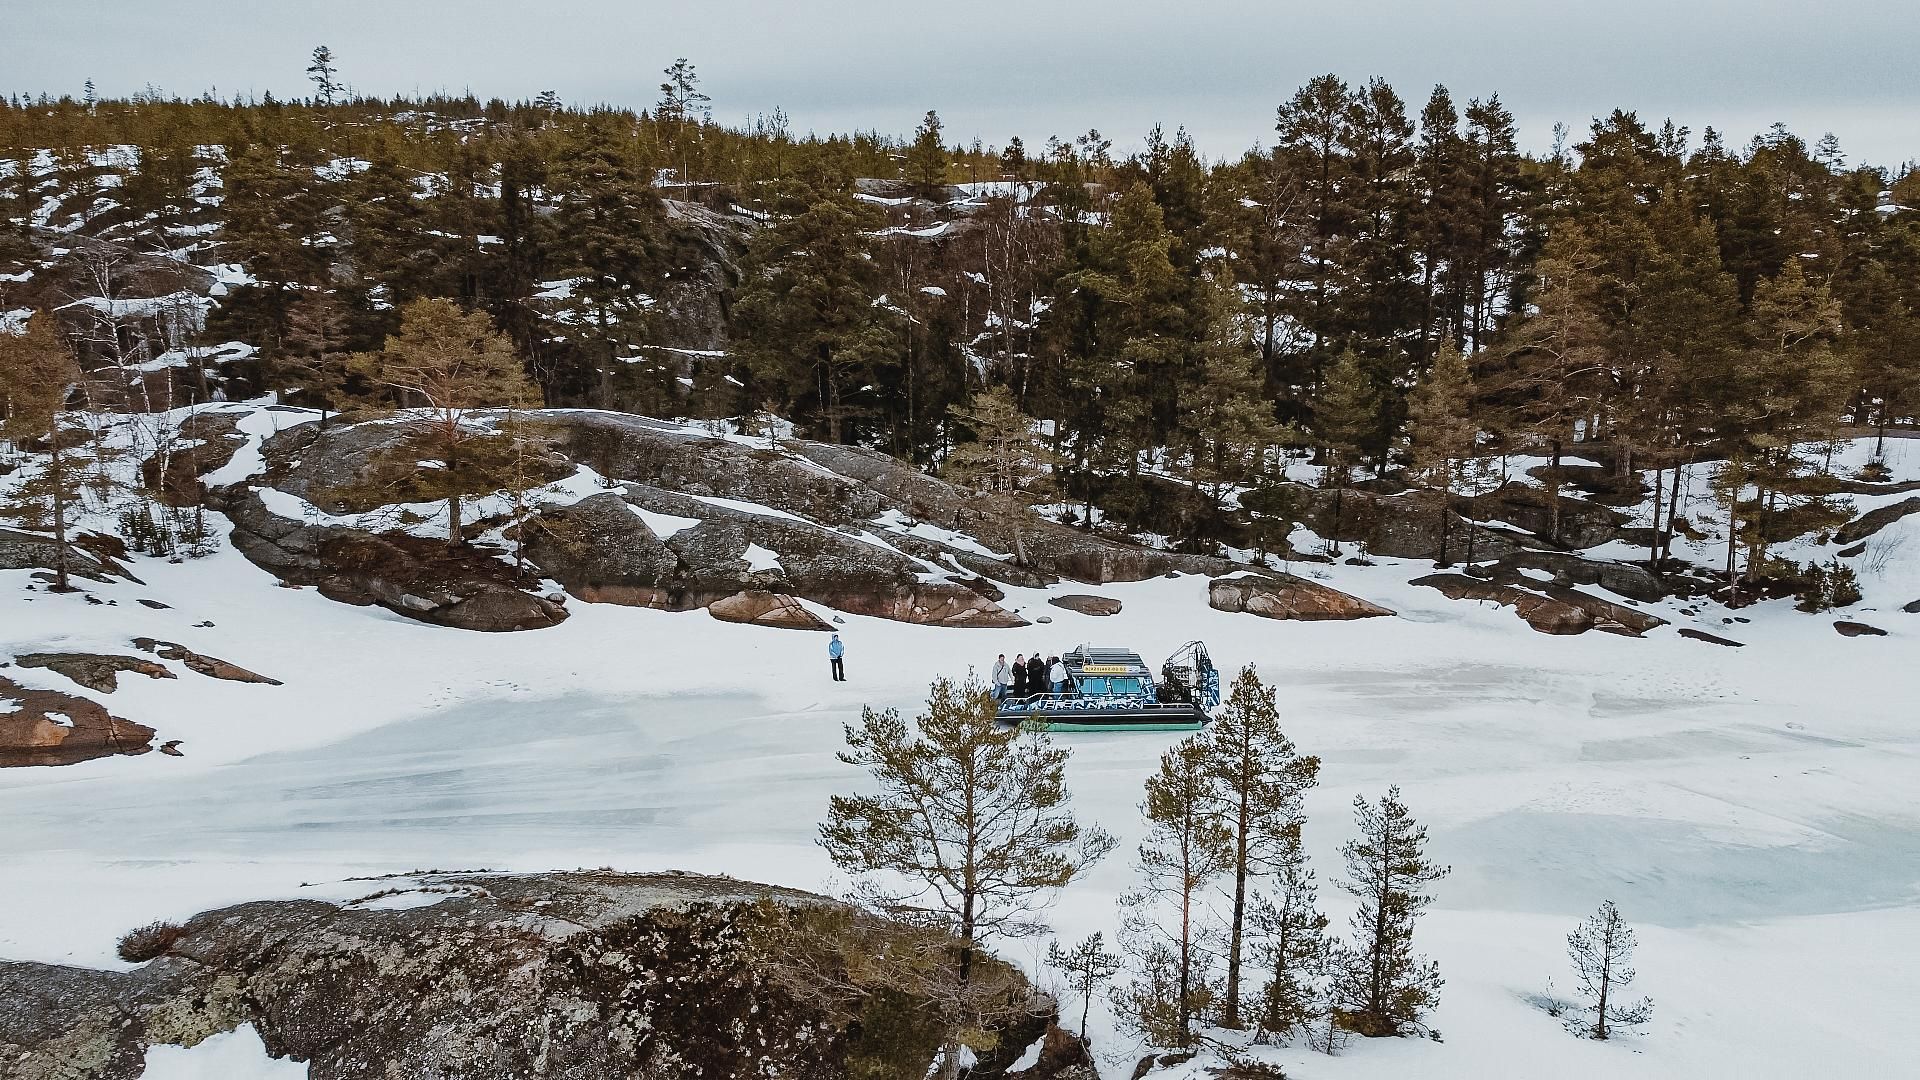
{"left": 139, "top": 1025, "right": 306, "bottom": 1079}
{"left": 742, "top": 543, "right": 783, "bottom": 572}
{"left": 1, "top": 410, "right": 1918, "bottom": 1078}
{"left": 630, "top": 503, "right": 702, "bottom": 539}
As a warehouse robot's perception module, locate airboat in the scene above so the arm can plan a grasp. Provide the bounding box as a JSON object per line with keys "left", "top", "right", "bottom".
{"left": 996, "top": 641, "right": 1220, "bottom": 731}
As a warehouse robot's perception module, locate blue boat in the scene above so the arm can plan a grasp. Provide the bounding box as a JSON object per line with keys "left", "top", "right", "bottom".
{"left": 997, "top": 641, "right": 1220, "bottom": 731}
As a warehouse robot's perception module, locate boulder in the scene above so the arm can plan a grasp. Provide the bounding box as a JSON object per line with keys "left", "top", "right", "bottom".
{"left": 0, "top": 676, "right": 156, "bottom": 767}
{"left": 1679, "top": 628, "right": 1745, "bottom": 647}
{"left": 706, "top": 590, "right": 833, "bottom": 631}
{"left": 1048, "top": 594, "right": 1122, "bottom": 616}
{"left": 1904, "top": 599, "right": 1920, "bottom": 614}
{"left": 1413, "top": 574, "right": 1595, "bottom": 635}
{"left": 1208, "top": 574, "right": 1395, "bottom": 621}
{"left": 1835, "top": 497, "right": 1920, "bottom": 545}
{"left": 1834, "top": 620, "right": 1888, "bottom": 637}
{"left": 130, "top": 639, "right": 282, "bottom": 685}
{"left": 12, "top": 653, "right": 176, "bottom": 694}
{"left": 0, "top": 870, "right": 1054, "bottom": 1080}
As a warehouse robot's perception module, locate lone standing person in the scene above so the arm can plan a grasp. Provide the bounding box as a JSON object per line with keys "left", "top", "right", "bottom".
{"left": 992, "top": 654, "right": 1011, "bottom": 700}
{"left": 828, "top": 633, "right": 846, "bottom": 682}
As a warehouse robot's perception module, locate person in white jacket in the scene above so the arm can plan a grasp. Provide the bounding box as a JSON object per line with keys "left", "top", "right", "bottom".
{"left": 1047, "top": 656, "right": 1067, "bottom": 696}
{"left": 991, "top": 654, "right": 1011, "bottom": 700}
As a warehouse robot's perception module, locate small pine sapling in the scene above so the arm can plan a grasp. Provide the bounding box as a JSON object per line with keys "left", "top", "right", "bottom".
{"left": 1047, "top": 932, "right": 1121, "bottom": 1041}
{"left": 1566, "top": 900, "right": 1653, "bottom": 1040}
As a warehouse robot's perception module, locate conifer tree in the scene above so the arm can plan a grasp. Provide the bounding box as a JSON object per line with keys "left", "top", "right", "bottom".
{"left": 1405, "top": 339, "right": 1477, "bottom": 565}
{"left": 1121, "top": 737, "right": 1233, "bottom": 1048}
{"left": 1331, "top": 788, "right": 1449, "bottom": 1038}
{"left": 1316, "top": 349, "right": 1380, "bottom": 551}
{"left": 306, "top": 46, "right": 342, "bottom": 106}
{"left": 1197, "top": 664, "right": 1320, "bottom": 1029}
{"left": 821, "top": 674, "right": 1114, "bottom": 1078}
{"left": 1566, "top": 900, "right": 1653, "bottom": 1040}
{"left": 1047, "top": 932, "right": 1122, "bottom": 1041}
{"left": 657, "top": 58, "right": 709, "bottom": 197}
{"left": 1249, "top": 843, "right": 1330, "bottom": 1040}
{"left": 0, "top": 316, "right": 84, "bottom": 590}
{"left": 944, "top": 385, "right": 1056, "bottom": 566}
{"left": 734, "top": 196, "right": 899, "bottom": 443}
{"left": 348, "top": 298, "right": 537, "bottom": 546}
{"left": 905, "top": 110, "right": 949, "bottom": 200}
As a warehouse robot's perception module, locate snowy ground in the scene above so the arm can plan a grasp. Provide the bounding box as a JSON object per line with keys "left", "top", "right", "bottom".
{"left": 2, "top": 419, "right": 1917, "bottom": 1078}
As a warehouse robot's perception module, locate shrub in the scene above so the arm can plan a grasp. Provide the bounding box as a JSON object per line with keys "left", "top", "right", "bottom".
{"left": 1794, "top": 558, "right": 1862, "bottom": 612}
{"left": 116, "top": 920, "right": 185, "bottom": 962}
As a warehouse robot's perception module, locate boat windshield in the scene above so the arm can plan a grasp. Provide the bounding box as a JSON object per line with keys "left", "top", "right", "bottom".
{"left": 1076, "top": 676, "right": 1145, "bottom": 696}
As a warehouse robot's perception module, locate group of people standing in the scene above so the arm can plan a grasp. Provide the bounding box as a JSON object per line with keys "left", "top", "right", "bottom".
{"left": 992, "top": 652, "right": 1068, "bottom": 700}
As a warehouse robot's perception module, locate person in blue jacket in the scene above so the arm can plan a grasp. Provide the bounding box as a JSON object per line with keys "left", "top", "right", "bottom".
{"left": 828, "top": 633, "right": 845, "bottom": 681}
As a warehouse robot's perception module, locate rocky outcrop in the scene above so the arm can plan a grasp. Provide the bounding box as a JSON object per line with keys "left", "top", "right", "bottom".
{"left": 12, "top": 652, "right": 176, "bottom": 694}
{"left": 0, "top": 676, "right": 156, "bottom": 767}
{"left": 1208, "top": 574, "right": 1395, "bottom": 621}
{"left": 141, "top": 411, "right": 250, "bottom": 506}
{"left": 526, "top": 486, "right": 1026, "bottom": 628}
{"left": 1835, "top": 497, "right": 1920, "bottom": 545}
{"left": 1834, "top": 620, "right": 1888, "bottom": 637}
{"left": 0, "top": 527, "right": 123, "bottom": 582}
{"left": 131, "top": 639, "right": 282, "bottom": 685}
{"left": 214, "top": 486, "right": 567, "bottom": 632}
{"left": 1242, "top": 484, "right": 1529, "bottom": 563}
{"left": 1492, "top": 550, "right": 1666, "bottom": 602}
{"left": 707, "top": 590, "right": 834, "bottom": 631}
{"left": 1048, "top": 594, "right": 1122, "bottom": 616}
{"left": 0, "top": 870, "right": 1065, "bottom": 1080}
{"left": 1414, "top": 574, "right": 1595, "bottom": 635}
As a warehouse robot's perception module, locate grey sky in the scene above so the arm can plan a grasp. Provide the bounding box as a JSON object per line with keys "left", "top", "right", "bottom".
{"left": 6, "top": 0, "right": 1917, "bottom": 169}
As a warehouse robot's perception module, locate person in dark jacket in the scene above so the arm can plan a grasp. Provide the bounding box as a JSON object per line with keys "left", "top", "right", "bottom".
{"left": 1027, "top": 654, "right": 1047, "bottom": 696}
{"left": 1011, "top": 653, "right": 1028, "bottom": 698}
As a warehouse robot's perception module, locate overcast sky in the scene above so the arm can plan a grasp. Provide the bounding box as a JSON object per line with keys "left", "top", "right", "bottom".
{"left": 7, "top": 0, "right": 1917, "bottom": 169}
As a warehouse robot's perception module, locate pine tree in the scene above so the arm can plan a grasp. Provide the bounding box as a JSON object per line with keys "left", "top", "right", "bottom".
{"left": 347, "top": 298, "right": 537, "bottom": 546}
{"left": 821, "top": 674, "right": 1114, "bottom": 1078}
{"left": 657, "top": 58, "right": 709, "bottom": 198}
{"left": 905, "top": 110, "right": 949, "bottom": 200}
{"left": 547, "top": 124, "right": 668, "bottom": 409}
{"left": 1405, "top": 339, "right": 1477, "bottom": 566}
{"left": 1122, "top": 737, "right": 1233, "bottom": 1048}
{"left": 944, "top": 385, "right": 1057, "bottom": 566}
{"left": 1197, "top": 664, "right": 1320, "bottom": 1029}
{"left": 1249, "top": 844, "right": 1330, "bottom": 1040}
{"left": 1331, "top": 788, "right": 1449, "bottom": 1038}
{"left": 306, "top": 46, "right": 342, "bottom": 106}
{"left": 0, "top": 316, "right": 84, "bottom": 590}
{"left": 1566, "top": 901, "right": 1653, "bottom": 1040}
{"left": 1047, "top": 932, "right": 1122, "bottom": 1041}
{"left": 1316, "top": 349, "right": 1380, "bottom": 552}
{"left": 734, "top": 196, "right": 900, "bottom": 443}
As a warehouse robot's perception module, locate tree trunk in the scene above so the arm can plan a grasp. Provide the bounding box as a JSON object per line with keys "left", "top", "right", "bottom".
{"left": 49, "top": 442, "right": 71, "bottom": 593}
{"left": 1223, "top": 793, "right": 1250, "bottom": 1029}
{"left": 1648, "top": 459, "right": 1664, "bottom": 570}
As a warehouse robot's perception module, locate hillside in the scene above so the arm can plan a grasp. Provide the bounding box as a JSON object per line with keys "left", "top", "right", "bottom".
{"left": 2, "top": 401, "right": 1917, "bottom": 1078}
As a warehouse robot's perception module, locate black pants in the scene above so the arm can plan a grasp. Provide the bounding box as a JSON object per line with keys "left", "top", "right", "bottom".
{"left": 830, "top": 657, "right": 845, "bottom": 681}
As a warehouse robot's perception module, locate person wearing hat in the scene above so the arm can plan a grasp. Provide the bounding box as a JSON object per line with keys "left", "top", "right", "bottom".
{"left": 828, "top": 633, "right": 846, "bottom": 681}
